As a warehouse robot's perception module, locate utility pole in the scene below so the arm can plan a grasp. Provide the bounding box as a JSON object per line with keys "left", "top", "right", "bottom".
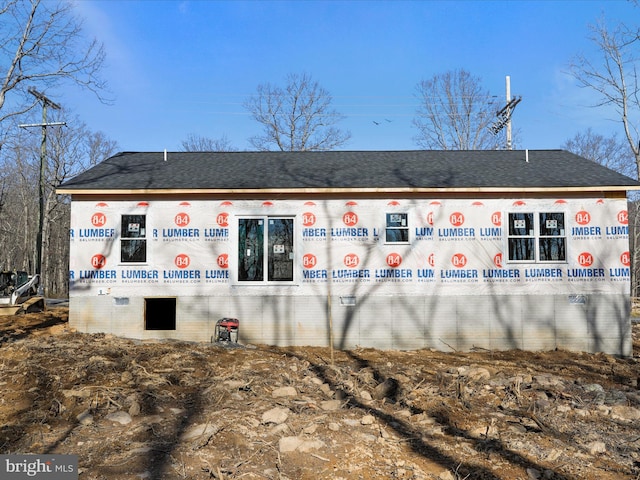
{"left": 505, "top": 76, "right": 512, "bottom": 150}
{"left": 488, "top": 76, "right": 521, "bottom": 149}
{"left": 19, "top": 88, "right": 65, "bottom": 288}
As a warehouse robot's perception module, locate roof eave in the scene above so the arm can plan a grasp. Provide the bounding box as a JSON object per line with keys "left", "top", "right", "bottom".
{"left": 56, "top": 185, "right": 640, "bottom": 195}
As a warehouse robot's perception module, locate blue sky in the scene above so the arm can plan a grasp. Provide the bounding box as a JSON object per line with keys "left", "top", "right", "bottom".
{"left": 65, "top": 0, "right": 637, "bottom": 152}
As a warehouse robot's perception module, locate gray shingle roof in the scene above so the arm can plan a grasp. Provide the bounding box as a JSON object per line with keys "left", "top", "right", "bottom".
{"left": 56, "top": 150, "right": 640, "bottom": 193}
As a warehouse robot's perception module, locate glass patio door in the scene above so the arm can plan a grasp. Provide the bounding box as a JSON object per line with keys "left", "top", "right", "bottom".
{"left": 238, "top": 217, "right": 294, "bottom": 282}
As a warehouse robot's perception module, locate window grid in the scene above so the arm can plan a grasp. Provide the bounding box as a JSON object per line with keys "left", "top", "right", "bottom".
{"left": 507, "top": 212, "right": 566, "bottom": 263}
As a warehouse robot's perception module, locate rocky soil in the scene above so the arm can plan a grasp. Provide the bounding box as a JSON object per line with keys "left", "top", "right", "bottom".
{"left": 1, "top": 307, "right": 640, "bottom": 479}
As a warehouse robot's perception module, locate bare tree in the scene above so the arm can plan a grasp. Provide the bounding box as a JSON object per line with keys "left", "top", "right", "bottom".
{"left": 86, "top": 131, "right": 119, "bottom": 167}
{"left": 244, "top": 72, "right": 350, "bottom": 151}
{"left": 568, "top": 19, "right": 640, "bottom": 178}
{"left": 568, "top": 15, "right": 640, "bottom": 298}
{"left": 413, "top": 69, "right": 501, "bottom": 150}
{"left": 0, "top": 0, "right": 108, "bottom": 129}
{"left": 44, "top": 115, "right": 118, "bottom": 296}
{"left": 563, "top": 128, "right": 636, "bottom": 178}
{"left": 0, "top": 129, "right": 38, "bottom": 272}
{"left": 0, "top": 109, "right": 118, "bottom": 295}
{"left": 180, "top": 133, "right": 236, "bottom": 152}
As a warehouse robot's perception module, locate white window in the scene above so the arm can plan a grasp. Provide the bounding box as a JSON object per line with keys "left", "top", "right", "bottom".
{"left": 385, "top": 213, "right": 409, "bottom": 244}
{"left": 507, "top": 212, "right": 566, "bottom": 262}
{"left": 121, "top": 214, "right": 146, "bottom": 263}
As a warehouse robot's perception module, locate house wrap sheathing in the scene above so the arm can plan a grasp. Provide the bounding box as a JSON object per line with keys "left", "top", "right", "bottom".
{"left": 57, "top": 150, "right": 640, "bottom": 355}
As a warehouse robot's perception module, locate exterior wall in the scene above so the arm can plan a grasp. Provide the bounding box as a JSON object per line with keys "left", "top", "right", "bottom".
{"left": 67, "top": 196, "right": 633, "bottom": 355}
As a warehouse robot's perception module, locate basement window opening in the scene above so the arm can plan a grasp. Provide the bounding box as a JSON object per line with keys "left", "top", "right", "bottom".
{"left": 145, "top": 297, "right": 176, "bottom": 330}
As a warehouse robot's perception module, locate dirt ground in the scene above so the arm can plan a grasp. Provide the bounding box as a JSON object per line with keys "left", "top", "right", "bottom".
{"left": 1, "top": 308, "right": 640, "bottom": 480}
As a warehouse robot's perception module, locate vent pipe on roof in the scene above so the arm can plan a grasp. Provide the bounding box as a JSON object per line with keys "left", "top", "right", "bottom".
{"left": 164, "top": 149, "right": 167, "bottom": 162}
{"left": 525, "top": 149, "right": 529, "bottom": 163}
